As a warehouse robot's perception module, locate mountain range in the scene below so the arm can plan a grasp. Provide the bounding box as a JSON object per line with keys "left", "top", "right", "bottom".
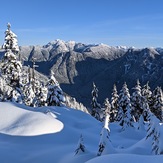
{"left": 2, "top": 39, "right": 163, "bottom": 108}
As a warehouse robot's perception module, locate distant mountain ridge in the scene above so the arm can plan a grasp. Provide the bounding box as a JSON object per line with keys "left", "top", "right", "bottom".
{"left": 2, "top": 39, "right": 163, "bottom": 107}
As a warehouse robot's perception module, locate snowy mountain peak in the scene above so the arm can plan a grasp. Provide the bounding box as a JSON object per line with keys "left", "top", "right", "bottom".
{"left": 43, "top": 39, "right": 129, "bottom": 53}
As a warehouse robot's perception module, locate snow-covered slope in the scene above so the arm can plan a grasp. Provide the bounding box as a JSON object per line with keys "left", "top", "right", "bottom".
{"left": 0, "top": 102, "right": 63, "bottom": 136}
{"left": 0, "top": 102, "right": 163, "bottom": 163}
{"left": 86, "top": 154, "right": 163, "bottom": 163}
{"left": 0, "top": 102, "right": 98, "bottom": 163}
{"left": 17, "top": 40, "right": 163, "bottom": 107}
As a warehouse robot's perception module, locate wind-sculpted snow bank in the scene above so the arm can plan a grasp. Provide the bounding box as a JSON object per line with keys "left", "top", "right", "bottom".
{"left": 0, "top": 102, "right": 63, "bottom": 136}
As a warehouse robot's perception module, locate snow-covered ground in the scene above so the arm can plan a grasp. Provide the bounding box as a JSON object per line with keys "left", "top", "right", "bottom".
{"left": 0, "top": 102, "right": 163, "bottom": 163}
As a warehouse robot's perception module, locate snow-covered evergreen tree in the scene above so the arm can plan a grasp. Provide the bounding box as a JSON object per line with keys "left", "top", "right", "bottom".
{"left": 1, "top": 23, "right": 22, "bottom": 102}
{"left": 32, "top": 79, "right": 42, "bottom": 107}
{"left": 23, "top": 83, "right": 35, "bottom": 106}
{"left": 10, "top": 89, "right": 22, "bottom": 103}
{"left": 141, "top": 97, "right": 151, "bottom": 121}
{"left": 146, "top": 107, "right": 157, "bottom": 139}
{"left": 122, "top": 104, "right": 135, "bottom": 130}
{"left": 1, "top": 23, "right": 22, "bottom": 87}
{"left": 131, "top": 80, "right": 143, "bottom": 121}
{"left": 141, "top": 85, "right": 153, "bottom": 122}
{"left": 151, "top": 87, "right": 163, "bottom": 122}
{"left": 146, "top": 110, "right": 163, "bottom": 155}
{"left": 116, "top": 107, "right": 123, "bottom": 123}
{"left": 1, "top": 49, "right": 22, "bottom": 88}
{"left": 152, "top": 126, "right": 161, "bottom": 155}
{"left": 3, "top": 23, "right": 19, "bottom": 54}
{"left": 65, "top": 95, "right": 88, "bottom": 113}
{"left": 142, "top": 81, "right": 152, "bottom": 110}
{"left": 103, "top": 98, "right": 111, "bottom": 121}
{"left": 47, "top": 71, "right": 65, "bottom": 106}
{"left": 97, "top": 114, "right": 112, "bottom": 156}
{"left": 137, "top": 114, "right": 145, "bottom": 130}
{"left": 118, "top": 82, "right": 134, "bottom": 129}
{"left": 0, "top": 77, "right": 10, "bottom": 101}
{"left": 75, "top": 134, "right": 86, "bottom": 155}
{"left": 91, "top": 82, "right": 102, "bottom": 121}
{"left": 36, "top": 84, "right": 48, "bottom": 107}
{"left": 110, "top": 84, "right": 119, "bottom": 122}
{"left": 20, "top": 68, "right": 29, "bottom": 87}
{"left": 22, "top": 66, "right": 47, "bottom": 107}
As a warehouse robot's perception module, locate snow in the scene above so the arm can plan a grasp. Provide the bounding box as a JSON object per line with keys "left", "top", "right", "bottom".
{"left": 43, "top": 39, "right": 130, "bottom": 55}
{"left": 0, "top": 102, "right": 163, "bottom": 163}
{"left": 0, "top": 102, "right": 63, "bottom": 136}
{"left": 86, "top": 154, "right": 163, "bottom": 163}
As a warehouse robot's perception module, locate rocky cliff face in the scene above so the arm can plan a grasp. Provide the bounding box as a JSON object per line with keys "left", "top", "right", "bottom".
{"left": 18, "top": 40, "right": 163, "bottom": 107}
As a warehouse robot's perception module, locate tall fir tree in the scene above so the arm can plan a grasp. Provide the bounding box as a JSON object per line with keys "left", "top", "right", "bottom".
{"left": 91, "top": 82, "right": 101, "bottom": 121}
{"left": 118, "top": 82, "right": 134, "bottom": 129}
{"left": 103, "top": 98, "right": 111, "bottom": 120}
{"left": 3, "top": 23, "right": 19, "bottom": 54}
{"left": 141, "top": 82, "right": 153, "bottom": 121}
{"left": 47, "top": 71, "right": 65, "bottom": 106}
{"left": 131, "top": 80, "right": 143, "bottom": 121}
{"left": 151, "top": 87, "right": 163, "bottom": 122}
{"left": 146, "top": 110, "right": 163, "bottom": 155}
{"left": 36, "top": 84, "right": 48, "bottom": 107}
{"left": 142, "top": 81, "right": 152, "bottom": 109}
{"left": 1, "top": 23, "right": 22, "bottom": 101}
{"left": 146, "top": 107, "right": 156, "bottom": 139}
{"left": 23, "top": 82, "right": 35, "bottom": 106}
{"left": 1, "top": 50, "right": 22, "bottom": 88}
{"left": 110, "top": 84, "right": 119, "bottom": 122}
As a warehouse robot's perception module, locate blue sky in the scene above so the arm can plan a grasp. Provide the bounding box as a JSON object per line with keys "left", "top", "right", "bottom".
{"left": 0, "top": 0, "right": 163, "bottom": 48}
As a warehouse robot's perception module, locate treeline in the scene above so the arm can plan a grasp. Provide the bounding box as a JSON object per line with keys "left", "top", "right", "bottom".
{"left": 76, "top": 81, "right": 163, "bottom": 156}
{"left": 91, "top": 81, "right": 163, "bottom": 123}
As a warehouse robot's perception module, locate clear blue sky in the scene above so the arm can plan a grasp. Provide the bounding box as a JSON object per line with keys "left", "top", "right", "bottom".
{"left": 0, "top": 0, "right": 163, "bottom": 48}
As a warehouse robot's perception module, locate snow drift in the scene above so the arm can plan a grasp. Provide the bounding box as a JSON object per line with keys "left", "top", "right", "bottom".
{"left": 0, "top": 102, "right": 63, "bottom": 136}
{"left": 0, "top": 102, "right": 163, "bottom": 163}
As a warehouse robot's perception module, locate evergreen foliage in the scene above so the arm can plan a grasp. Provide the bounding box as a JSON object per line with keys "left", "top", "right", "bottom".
{"left": 3, "top": 23, "right": 19, "bottom": 54}
{"left": 91, "top": 82, "right": 102, "bottom": 121}
{"left": 36, "top": 84, "right": 48, "bottom": 107}
{"left": 118, "top": 82, "right": 134, "bottom": 129}
{"left": 23, "top": 83, "right": 35, "bottom": 106}
{"left": 1, "top": 49, "right": 22, "bottom": 88}
{"left": 142, "top": 81, "right": 152, "bottom": 108}
{"left": 146, "top": 110, "right": 163, "bottom": 155}
{"left": 75, "top": 134, "right": 86, "bottom": 155}
{"left": 47, "top": 71, "right": 65, "bottom": 106}
{"left": 151, "top": 87, "right": 163, "bottom": 122}
{"left": 137, "top": 114, "right": 145, "bottom": 130}
{"left": 110, "top": 84, "right": 119, "bottom": 122}
{"left": 1, "top": 23, "right": 22, "bottom": 102}
{"left": 97, "top": 114, "right": 111, "bottom": 156}
{"left": 131, "top": 80, "right": 143, "bottom": 121}
{"left": 103, "top": 98, "right": 111, "bottom": 120}
{"left": 65, "top": 95, "right": 88, "bottom": 113}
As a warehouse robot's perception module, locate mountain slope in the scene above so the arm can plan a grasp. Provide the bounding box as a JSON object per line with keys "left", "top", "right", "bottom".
{"left": 2, "top": 40, "right": 163, "bottom": 107}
